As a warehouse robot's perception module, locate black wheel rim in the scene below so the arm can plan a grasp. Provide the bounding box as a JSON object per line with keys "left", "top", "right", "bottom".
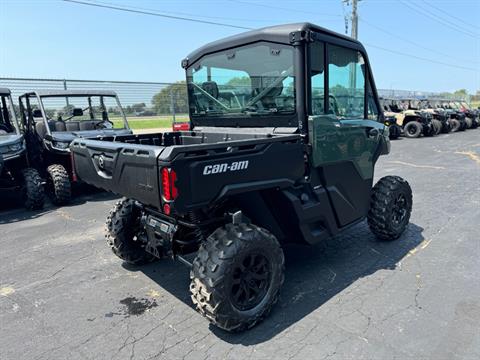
{"left": 231, "top": 253, "right": 271, "bottom": 311}
{"left": 408, "top": 125, "right": 417, "bottom": 135}
{"left": 392, "top": 193, "right": 408, "bottom": 226}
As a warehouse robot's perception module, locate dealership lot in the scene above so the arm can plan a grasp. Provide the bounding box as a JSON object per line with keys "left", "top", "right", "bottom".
{"left": 0, "top": 131, "right": 479, "bottom": 360}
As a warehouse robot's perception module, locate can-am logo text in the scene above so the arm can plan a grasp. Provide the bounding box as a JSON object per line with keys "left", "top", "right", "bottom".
{"left": 203, "top": 160, "right": 249, "bottom": 175}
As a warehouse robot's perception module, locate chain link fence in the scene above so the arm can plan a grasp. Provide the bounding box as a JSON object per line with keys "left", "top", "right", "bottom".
{"left": 0, "top": 77, "right": 472, "bottom": 129}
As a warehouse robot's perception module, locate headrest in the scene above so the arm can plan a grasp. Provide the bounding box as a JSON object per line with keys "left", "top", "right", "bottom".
{"left": 72, "top": 108, "right": 83, "bottom": 117}
{"left": 202, "top": 81, "right": 219, "bottom": 99}
{"left": 32, "top": 109, "right": 43, "bottom": 118}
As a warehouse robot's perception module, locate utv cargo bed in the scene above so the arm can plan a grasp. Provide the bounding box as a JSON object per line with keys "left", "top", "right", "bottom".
{"left": 71, "top": 130, "right": 305, "bottom": 212}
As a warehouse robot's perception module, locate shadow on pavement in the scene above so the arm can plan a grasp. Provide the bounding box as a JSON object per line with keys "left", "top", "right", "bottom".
{"left": 0, "top": 185, "right": 119, "bottom": 225}
{"left": 129, "top": 221, "right": 424, "bottom": 345}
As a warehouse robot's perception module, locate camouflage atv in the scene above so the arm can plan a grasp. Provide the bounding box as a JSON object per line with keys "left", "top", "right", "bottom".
{"left": 379, "top": 98, "right": 402, "bottom": 139}
{"left": 386, "top": 99, "right": 435, "bottom": 138}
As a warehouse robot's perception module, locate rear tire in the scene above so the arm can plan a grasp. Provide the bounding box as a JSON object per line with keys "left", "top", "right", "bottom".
{"left": 22, "top": 168, "right": 44, "bottom": 210}
{"left": 46, "top": 164, "right": 71, "bottom": 205}
{"left": 388, "top": 124, "right": 401, "bottom": 140}
{"left": 105, "top": 199, "right": 156, "bottom": 265}
{"left": 404, "top": 122, "right": 422, "bottom": 138}
{"left": 190, "top": 223, "right": 284, "bottom": 332}
{"left": 368, "top": 176, "right": 413, "bottom": 241}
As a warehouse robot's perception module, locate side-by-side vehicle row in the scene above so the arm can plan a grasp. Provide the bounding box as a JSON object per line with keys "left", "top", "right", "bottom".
{"left": 380, "top": 98, "right": 478, "bottom": 139}
{"left": 1, "top": 90, "right": 133, "bottom": 208}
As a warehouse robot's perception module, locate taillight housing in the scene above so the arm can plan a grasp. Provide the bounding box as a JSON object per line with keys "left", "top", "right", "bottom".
{"left": 161, "top": 167, "right": 178, "bottom": 202}
{"left": 172, "top": 122, "right": 190, "bottom": 131}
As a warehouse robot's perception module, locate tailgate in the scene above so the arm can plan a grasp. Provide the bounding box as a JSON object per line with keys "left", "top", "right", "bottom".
{"left": 70, "top": 139, "right": 165, "bottom": 209}
{"left": 163, "top": 137, "right": 305, "bottom": 212}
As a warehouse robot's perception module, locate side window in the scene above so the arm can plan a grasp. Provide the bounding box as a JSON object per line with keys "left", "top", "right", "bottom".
{"left": 367, "top": 84, "right": 379, "bottom": 120}
{"left": 310, "top": 41, "right": 325, "bottom": 115}
{"left": 328, "top": 45, "right": 365, "bottom": 119}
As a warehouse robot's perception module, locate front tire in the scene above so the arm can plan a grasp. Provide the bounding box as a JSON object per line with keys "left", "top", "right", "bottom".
{"left": 22, "top": 168, "right": 45, "bottom": 210}
{"left": 190, "top": 223, "right": 284, "bottom": 332}
{"left": 404, "top": 122, "right": 422, "bottom": 138}
{"left": 105, "top": 199, "right": 156, "bottom": 265}
{"left": 432, "top": 119, "right": 442, "bottom": 135}
{"left": 450, "top": 119, "right": 461, "bottom": 132}
{"left": 368, "top": 176, "right": 413, "bottom": 241}
{"left": 46, "top": 164, "right": 71, "bottom": 205}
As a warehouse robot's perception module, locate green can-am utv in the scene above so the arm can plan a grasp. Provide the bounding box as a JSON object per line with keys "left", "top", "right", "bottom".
{"left": 18, "top": 90, "right": 132, "bottom": 205}
{"left": 0, "top": 88, "right": 44, "bottom": 210}
{"left": 71, "top": 23, "right": 413, "bottom": 332}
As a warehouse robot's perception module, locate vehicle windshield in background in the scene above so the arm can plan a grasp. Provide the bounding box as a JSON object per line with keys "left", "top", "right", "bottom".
{"left": 38, "top": 95, "right": 127, "bottom": 130}
{"left": 186, "top": 42, "right": 295, "bottom": 118}
{"left": 0, "top": 95, "right": 17, "bottom": 135}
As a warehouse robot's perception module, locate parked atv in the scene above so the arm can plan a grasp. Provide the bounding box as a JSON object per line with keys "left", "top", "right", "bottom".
{"left": 380, "top": 98, "right": 402, "bottom": 139}
{"left": 420, "top": 100, "right": 452, "bottom": 134}
{"left": 386, "top": 99, "right": 435, "bottom": 138}
{"left": 0, "top": 88, "right": 44, "bottom": 209}
{"left": 440, "top": 101, "right": 467, "bottom": 131}
{"left": 456, "top": 101, "right": 479, "bottom": 129}
{"left": 71, "top": 23, "right": 413, "bottom": 332}
{"left": 18, "top": 90, "right": 133, "bottom": 205}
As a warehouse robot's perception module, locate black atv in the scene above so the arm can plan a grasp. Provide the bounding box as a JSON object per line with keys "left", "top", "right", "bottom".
{"left": 456, "top": 101, "right": 479, "bottom": 129}
{"left": 421, "top": 100, "right": 452, "bottom": 134}
{"left": 18, "top": 90, "right": 133, "bottom": 205}
{"left": 0, "top": 88, "right": 44, "bottom": 209}
{"left": 71, "top": 23, "right": 413, "bottom": 332}
{"left": 440, "top": 101, "right": 468, "bottom": 131}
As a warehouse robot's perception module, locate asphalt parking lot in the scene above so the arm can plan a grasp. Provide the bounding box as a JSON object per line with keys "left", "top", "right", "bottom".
{"left": 1, "top": 130, "right": 479, "bottom": 360}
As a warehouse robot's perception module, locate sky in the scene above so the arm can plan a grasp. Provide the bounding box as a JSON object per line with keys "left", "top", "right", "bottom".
{"left": 0, "top": 0, "right": 479, "bottom": 94}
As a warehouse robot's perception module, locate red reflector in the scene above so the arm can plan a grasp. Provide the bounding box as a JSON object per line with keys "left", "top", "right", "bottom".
{"left": 70, "top": 152, "right": 78, "bottom": 182}
{"left": 163, "top": 203, "right": 171, "bottom": 215}
{"left": 161, "top": 167, "right": 178, "bottom": 202}
{"left": 172, "top": 122, "right": 190, "bottom": 131}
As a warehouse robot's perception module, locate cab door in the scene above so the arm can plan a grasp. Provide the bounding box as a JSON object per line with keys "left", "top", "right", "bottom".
{"left": 308, "top": 41, "right": 386, "bottom": 227}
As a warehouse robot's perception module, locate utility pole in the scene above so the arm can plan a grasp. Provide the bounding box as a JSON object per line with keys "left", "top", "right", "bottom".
{"left": 351, "top": 0, "right": 359, "bottom": 39}
{"left": 342, "top": 0, "right": 360, "bottom": 39}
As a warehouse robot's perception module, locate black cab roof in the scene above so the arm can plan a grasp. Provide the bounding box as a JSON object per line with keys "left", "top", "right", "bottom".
{"left": 183, "top": 22, "right": 364, "bottom": 67}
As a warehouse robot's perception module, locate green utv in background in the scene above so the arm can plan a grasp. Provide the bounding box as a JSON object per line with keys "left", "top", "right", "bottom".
{"left": 18, "top": 90, "right": 132, "bottom": 205}
{"left": 0, "top": 88, "right": 44, "bottom": 210}
{"left": 71, "top": 23, "right": 413, "bottom": 332}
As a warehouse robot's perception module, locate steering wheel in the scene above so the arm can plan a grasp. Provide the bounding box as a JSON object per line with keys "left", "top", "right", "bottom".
{"left": 95, "top": 120, "right": 114, "bottom": 129}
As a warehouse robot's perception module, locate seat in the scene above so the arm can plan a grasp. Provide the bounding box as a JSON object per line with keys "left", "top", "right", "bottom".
{"left": 65, "top": 121, "right": 81, "bottom": 132}
{"left": 79, "top": 121, "right": 95, "bottom": 131}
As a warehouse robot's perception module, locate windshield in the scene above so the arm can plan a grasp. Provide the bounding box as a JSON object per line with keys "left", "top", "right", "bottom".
{"left": 187, "top": 42, "right": 295, "bottom": 119}
{"left": 38, "top": 95, "right": 127, "bottom": 129}
{"left": 0, "top": 95, "right": 19, "bottom": 135}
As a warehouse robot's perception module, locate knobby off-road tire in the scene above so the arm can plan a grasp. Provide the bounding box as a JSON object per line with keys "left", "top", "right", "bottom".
{"left": 105, "top": 199, "right": 156, "bottom": 265}
{"left": 441, "top": 120, "right": 452, "bottom": 133}
{"left": 22, "top": 168, "right": 45, "bottom": 210}
{"left": 368, "top": 176, "right": 413, "bottom": 241}
{"left": 46, "top": 164, "right": 71, "bottom": 205}
{"left": 389, "top": 125, "right": 401, "bottom": 140}
{"left": 431, "top": 119, "right": 442, "bottom": 135}
{"left": 404, "top": 122, "right": 422, "bottom": 138}
{"left": 450, "top": 119, "right": 461, "bottom": 132}
{"left": 190, "top": 223, "right": 284, "bottom": 332}
{"left": 465, "top": 117, "right": 473, "bottom": 129}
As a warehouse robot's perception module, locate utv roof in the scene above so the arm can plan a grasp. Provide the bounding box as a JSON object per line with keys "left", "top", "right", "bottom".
{"left": 183, "top": 22, "right": 364, "bottom": 67}
{"left": 20, "top": 90, "right": 118, "bottom": 97}
{"left": 0, "top": 88, "right": 11, "bottom": 95}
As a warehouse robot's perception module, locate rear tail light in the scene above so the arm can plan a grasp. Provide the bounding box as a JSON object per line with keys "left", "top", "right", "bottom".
{"left": 172, "top": 122, "right": 190, "bottom": 131}
{"left": 161, "top": 167, "right": 178, "bottom": 202}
